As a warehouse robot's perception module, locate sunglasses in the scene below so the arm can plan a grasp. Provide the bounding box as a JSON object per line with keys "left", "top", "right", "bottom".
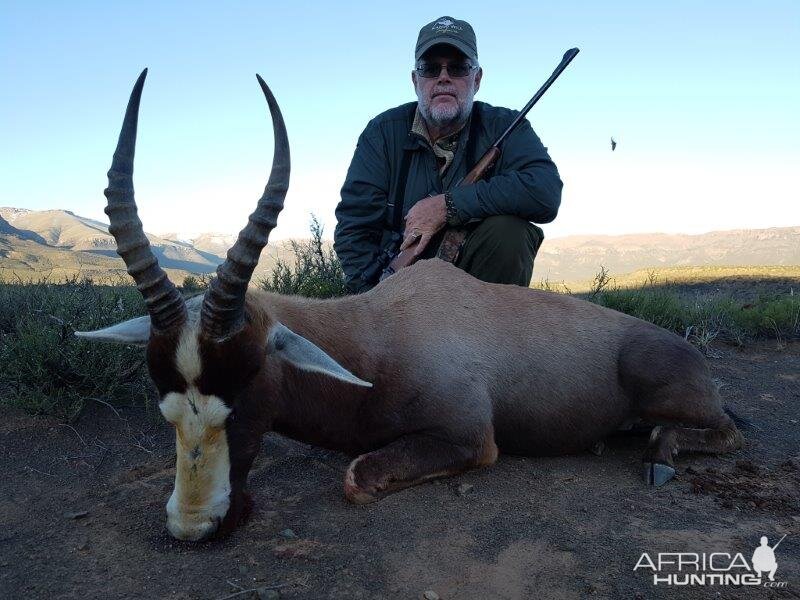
{"left": 415, "top": 62, "right": 478, "bottom": 78}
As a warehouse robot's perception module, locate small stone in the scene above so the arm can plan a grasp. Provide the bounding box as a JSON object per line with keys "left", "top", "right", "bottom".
{"left": 589, "top": 441, "right": 605, "bottom": 456}
{"left": 257, "top": 589, "right": 280, "bottom": 600}
{"left": 457, "top": 483, "right": 474, "bottom": 497}
{"left": 77, "top": 540, "right": 89, "bottom": 551}
{"left": 422, "top": 591, "right": 440, "bottom": 600}
{"left": 64, "top": 510, "right": 88, "bottom": 520}
{"left": 279, "top": 529, "right": 297, "bottom": 539}
{"left": 685, "top": 466, "right": 699, "bottom": 475}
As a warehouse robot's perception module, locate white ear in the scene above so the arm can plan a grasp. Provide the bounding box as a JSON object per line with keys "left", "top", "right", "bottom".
{"left": 75, "top": 315, "right": 152, "bottom": 345}
{"left": 266, "top": 323, "right": 372, "bottom": 388}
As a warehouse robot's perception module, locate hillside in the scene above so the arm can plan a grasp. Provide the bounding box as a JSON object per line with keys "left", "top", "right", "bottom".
{"left": 1, "top": 206, "right": 798, "bottom": 284}
{"left": 534, "top": 226, "right": 800, "bottom": 283}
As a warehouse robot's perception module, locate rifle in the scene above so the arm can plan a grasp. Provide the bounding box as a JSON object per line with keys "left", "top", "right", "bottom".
{"left": 377, "top": 47, "right": 580, "bottom": 282}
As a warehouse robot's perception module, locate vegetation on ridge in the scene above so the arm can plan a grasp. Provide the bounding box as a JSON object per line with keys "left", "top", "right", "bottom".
{"left": 1, "top": 219, "right": 797, "bottom": 419}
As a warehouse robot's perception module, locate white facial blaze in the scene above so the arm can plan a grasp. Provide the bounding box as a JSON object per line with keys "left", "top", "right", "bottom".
{"left": 160, "top": 328, "right": 232, "bottom": 541}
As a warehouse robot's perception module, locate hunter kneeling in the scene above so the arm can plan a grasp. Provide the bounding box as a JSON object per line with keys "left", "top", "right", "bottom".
{"left": 334, "top": 16, "right": 563, "bottom": 293}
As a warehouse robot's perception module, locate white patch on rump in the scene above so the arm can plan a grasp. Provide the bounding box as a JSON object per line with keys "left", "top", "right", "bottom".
{"left": 159, "top": 327, "right": 232, "bottom": 541}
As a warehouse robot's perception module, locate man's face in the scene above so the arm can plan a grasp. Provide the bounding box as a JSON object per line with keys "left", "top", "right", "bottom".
{"left": 412, "top": 44, "right": 482, "bottom": 131}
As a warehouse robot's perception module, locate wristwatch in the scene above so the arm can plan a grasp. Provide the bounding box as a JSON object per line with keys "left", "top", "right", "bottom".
{"left": 444, "top": 191, "right": 462, "bottom": 227}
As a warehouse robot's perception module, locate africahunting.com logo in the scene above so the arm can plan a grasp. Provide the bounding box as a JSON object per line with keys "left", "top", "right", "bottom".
{"left": 634, "top": 535, "right": 788, "bottom": 588}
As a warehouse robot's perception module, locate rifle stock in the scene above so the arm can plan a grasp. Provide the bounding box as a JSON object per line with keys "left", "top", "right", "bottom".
{"left": 377, "top": 47, "right": 579, "bottom": 282}
{"left": 380, "top": 147, "right": 500, "bottom": 278}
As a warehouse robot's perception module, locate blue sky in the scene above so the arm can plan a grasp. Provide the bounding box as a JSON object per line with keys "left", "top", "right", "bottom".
{"left": 1, "top": 1, "right": 798, "bottom": 240}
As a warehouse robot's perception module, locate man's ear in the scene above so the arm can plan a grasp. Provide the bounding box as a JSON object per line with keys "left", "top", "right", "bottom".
{"left": 75, "top": 315, "right": 151, "bottom": 345}
{"left": 266, "top": 323, "right": 372, "bottom": 387}
{"left": 411, "top": 70, "right": 418, "bottom": 88}
{"left": 474, "top": 67, "right": 482, "bottom": 93}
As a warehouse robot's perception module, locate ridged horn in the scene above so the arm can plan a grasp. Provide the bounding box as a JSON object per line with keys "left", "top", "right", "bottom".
{"left": 104, "top": 69, "right": 187, "bottom": 332}
{"left": 200, "top": 75, "right": 290, "bottom": 340}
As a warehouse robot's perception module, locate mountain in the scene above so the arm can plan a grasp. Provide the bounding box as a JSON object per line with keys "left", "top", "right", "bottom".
{"left": 0, "top": 207, "right": 299, "bottom": 282}
{"left": 0, "top": 208, "right": 223, "bottom": 273}
{"left": 0, "top": 212, "right": 47, "bottom": 243}
{"left": 533, "top": 227, "right": 800, "bottom": 283}
{"left": 1, "top": 206, "right": 798, "bottom": 284}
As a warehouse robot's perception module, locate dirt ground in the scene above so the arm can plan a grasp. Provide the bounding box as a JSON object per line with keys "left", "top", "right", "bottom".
{"left": 1, "top": 341, "right": 798, "bottom": 600}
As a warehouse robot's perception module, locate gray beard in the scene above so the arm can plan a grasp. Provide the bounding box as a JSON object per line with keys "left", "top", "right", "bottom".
{"left": 417, "top": 89, "right": 475, "bottom": 131}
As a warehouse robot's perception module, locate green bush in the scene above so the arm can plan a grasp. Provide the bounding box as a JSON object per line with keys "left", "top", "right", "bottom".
{"left": 259, "top": 216, "right": 347, "bottom": 299}
{"left": 590, "top": 276, "right": 800, "bottom": 346}
{"left": 3, "top": 226, "right": 797, "bottom": 421}
{"left": 0, "top": 276, "right": 152, "bottom": 420}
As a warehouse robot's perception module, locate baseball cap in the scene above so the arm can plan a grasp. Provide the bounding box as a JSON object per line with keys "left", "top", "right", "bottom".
{"left": 415, "top": 16, "right": 478, "bottom": 63}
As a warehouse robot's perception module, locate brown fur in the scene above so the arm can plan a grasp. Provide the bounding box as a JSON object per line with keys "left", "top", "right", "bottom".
{"left": 147, "top": 259, "right": 742, "bottom": 535}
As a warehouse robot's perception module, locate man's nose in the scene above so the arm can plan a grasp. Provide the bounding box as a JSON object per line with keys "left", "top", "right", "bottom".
{"left": 436, "top": 65, "right": 452, "bottom": 84}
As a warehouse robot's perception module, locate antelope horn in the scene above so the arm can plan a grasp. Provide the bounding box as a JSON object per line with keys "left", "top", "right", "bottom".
{"left": 201, "top": 76, "right": 290, "bottom": 340}
{"left": 104, "top": 68, "right": 187, "bottom": 332}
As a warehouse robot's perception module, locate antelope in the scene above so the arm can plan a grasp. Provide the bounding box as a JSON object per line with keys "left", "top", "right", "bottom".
{"left": 78, "top": 70, "right": 743, "bottom": 542}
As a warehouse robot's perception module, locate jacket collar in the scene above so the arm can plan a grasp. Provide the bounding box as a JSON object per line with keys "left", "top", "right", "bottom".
{"left": 403, "top": 103, "right": 473, "bottom": 155}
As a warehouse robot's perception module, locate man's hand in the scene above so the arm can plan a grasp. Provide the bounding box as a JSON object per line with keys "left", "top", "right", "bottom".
{"left": 399, "top": 194, "right": 447, "bottom": 257}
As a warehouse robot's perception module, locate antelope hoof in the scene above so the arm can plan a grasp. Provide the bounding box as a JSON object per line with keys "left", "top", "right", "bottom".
{"left": 343, "top": 459, "right": 381, "bottom": 504}
{"left": 642, "top": 462, "right": 675, "bottom": 487}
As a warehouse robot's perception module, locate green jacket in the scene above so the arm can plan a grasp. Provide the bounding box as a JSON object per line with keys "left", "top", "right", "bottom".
{"left": 334, "top": 101, "right": 562, "bottom": 293}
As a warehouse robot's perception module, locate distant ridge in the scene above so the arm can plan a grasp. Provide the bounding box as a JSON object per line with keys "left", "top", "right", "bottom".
{"left": 0, "top": 207, "right": 295, "bottom": 281}
{"left": 535, "top": 226, "right": 800, "bottom": 282}
{"left": 1, "top": 206, "right": 798, "bottom": 284}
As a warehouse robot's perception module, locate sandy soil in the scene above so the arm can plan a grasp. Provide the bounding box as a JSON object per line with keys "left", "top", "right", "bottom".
{"left": 1, "top": 341, "right": 798, "bottom": 600}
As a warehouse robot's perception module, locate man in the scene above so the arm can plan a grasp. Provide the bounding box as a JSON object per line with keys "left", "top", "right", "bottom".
{"left": 752, "top": 536, "right": 779, "bottom": 582}
{"left": 334, "top": 16, "right": 562, "bottom": 294}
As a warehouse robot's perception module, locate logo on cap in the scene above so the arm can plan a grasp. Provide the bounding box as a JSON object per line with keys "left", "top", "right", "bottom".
{"left": 432, "top": 18, "right": 462, "bottom": 33}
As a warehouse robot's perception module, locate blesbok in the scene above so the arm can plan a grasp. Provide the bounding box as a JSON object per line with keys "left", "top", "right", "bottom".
{"left": 78, "top": 70, "right": 743, "bottom": 542}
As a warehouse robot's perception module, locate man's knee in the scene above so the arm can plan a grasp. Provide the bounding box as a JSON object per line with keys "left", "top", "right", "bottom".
{"left": 470, "top": 215, "right": 542, "bottom": 258}
{"left": 456, "top": 215, "right": 543, "bottom": 286}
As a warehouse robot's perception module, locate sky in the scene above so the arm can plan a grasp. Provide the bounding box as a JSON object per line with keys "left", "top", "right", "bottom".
{"left": 1, "top": 1, "right": 798, "bottom": 241}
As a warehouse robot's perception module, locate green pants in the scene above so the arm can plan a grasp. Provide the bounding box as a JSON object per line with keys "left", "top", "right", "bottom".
{"left": 424, "top": 215, "right": 544, "bottom": 287}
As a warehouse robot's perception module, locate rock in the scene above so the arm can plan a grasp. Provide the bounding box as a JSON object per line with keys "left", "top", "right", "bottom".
{"left": 64, "top": 510, "right": 88, "bottom": 520}
{"left": 256, "top": 588, "right": 280, "bottom": 600}
{"left": 589, "top": 441, "right": 605, "bottom": 456}
{"left": 279, "top": 528, "right": 297, "bottom": 539}
{"left": 685, "top": 466, "right": 699, "bottom": 475}
{"left": 457, "top": 483, "right": 474, "bottom": 497}
{"left": 422, "top": 591, "right": 440, "bottom": 600}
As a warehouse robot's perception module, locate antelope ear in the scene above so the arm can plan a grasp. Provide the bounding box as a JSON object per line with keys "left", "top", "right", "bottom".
{"left": 75, "top": 315, "right": 152, "bottom": 345}
{"left": 266, "top": 323, "right": 372, "bottom": 388}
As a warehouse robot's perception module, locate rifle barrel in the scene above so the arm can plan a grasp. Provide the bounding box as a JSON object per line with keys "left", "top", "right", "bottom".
{"left": 495, "top": 47, "right": 580, "bottom": 148}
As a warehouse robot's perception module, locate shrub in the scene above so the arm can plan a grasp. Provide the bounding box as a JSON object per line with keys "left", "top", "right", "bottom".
{"left": 259, "top": 215, "right": 347, "bottom": 299}
{"left": 0, "top": 276, "right": 153, "bottom": 420}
